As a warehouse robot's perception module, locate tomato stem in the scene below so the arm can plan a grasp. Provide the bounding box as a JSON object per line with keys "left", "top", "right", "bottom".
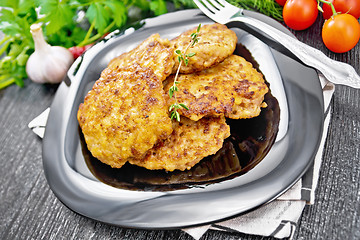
{"left": 318, "top": 0, "right": 338, "bottom": 17}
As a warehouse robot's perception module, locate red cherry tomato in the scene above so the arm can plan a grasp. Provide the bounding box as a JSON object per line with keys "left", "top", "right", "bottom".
{"left": 283, "top": 0, "right": 319, "bottom": 30}
{"left": 276, "top": 0, "right": 287, "bottom": 6}
{"left": 68, "top": 44, "right": 93, "bottom": 59}
{"left": 322, "top": 13, "right": 360, "bottom": 53}
{"left": 68, "top": 46, "right": 85, "bottom": 59}
{"left": 84, "top": 44, "right": 93, "bottom": 51}
{"left": 322, "top": 0, "right": 360, "bottom": 19}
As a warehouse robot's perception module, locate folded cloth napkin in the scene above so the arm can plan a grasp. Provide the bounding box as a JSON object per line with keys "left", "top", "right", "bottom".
{"left": 183, "top": 75, "right": 334, "bottom": 240}
{"left": 28, "top": 75, "right": 334, "bottom": 240}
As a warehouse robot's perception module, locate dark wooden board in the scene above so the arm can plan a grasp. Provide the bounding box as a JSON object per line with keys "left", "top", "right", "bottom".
{"left": 0, "top": 13, "right": 359, "bottom": 240}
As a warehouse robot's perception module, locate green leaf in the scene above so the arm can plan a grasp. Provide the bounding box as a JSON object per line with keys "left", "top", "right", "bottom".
{"left": 0, "top": 21, "right": 23, "bottom": 36}
{"left": 0, "top": 8, "right": 15, "bottom": 23}
{"left": 17, "top": 0, "right": 36, "bottom": 15}
{"left": 104, "top": 0, "right": 127, "bottom": 27}
{"left": 149, "top": 0, "right": 167, "bottom": 16}
{"left": 0, "top": 6, "right": 35, "bottom": 40}
{"left": 0, "top": 0, "right": 18, "bottom": 9}
{"left": 169, "top": 88, "right": 174, "bottom": 98}
{"left": 170, "top": 110, "right": 180, "bottom": 121}
{"left": 184, "top": 58, "right": 189, "bottom": 66}
{"left": 86, "top": 2, "right": 110, "bottom": 34}
{"left": 68, "top": 27, "right": 88, "bottom": 46}
{"left": 186, "top": 52, "right": 196, "bottom": 58}
{"left": 14, "top": 77, "right": 24, "bottom": 87}
{"left": 197, "top": 23, "right": 201, "bottom": 32}
{"left": 175, "top": 111, "right": 180, "bottom": 121}
{"left": 133, "top": 0, "right": 150, "bottom": 10}
{"left": 179, "top": 103, "right": 189, "bottom": 110}
{"left": 171, "top": 0, "right": 197, "bottom": 8}
{"left": 228, "top": 0, "right": 283, "bottom": 21}
{"left": 170, "top": 111, "right": 176, "bottom": 120}
{"left": 38, "top": 0, "right": 74, "bottom": 35}
{"left": 46, "top": 29, "right": 71, "bottom": 47}
{"left": 37, "top": 0, "right": 56, "bottom": 14}
{"left": 0, "top": 9, "right": 28, "bottom": 37}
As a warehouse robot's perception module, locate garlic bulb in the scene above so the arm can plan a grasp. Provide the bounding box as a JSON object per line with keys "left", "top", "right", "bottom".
{"left": 26, "top": 23, "right": 74, "bottom": 84}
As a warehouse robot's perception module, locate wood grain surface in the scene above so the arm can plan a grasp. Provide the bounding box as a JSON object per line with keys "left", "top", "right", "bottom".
{"left": 0, "top": 12, "right": 359, "bottom": 240}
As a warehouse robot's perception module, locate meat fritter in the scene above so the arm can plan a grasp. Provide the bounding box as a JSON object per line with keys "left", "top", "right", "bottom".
{"left": 170, "top": 23, "right": 237, "bottom": 74}
{"left": 77, "top": 65, "right": 173, "bottom": 168}
{"left": 129, "top": 116, "right": 230, "bottom": 172}
{"left": 164, "top": 55, "right": 269, "bottom": 121}
{"left": 107, "top": 34, "right": 175, "bottom": 81}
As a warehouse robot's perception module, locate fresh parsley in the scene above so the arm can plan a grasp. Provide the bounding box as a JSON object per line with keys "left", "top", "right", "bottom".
{"left": 0, "top": 0, "right": 37, "bottom": 88}
{"left": 229, "top": 0, "right": 283, "bottom": 21}
{"left": 0, "top": 0, "right": 196, "bottom": 90}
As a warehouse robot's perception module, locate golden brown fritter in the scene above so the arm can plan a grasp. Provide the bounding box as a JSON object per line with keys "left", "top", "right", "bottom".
{"left": 129, "top": 116, "right": 230, "bottom": 172}
{"left": 164, "top": 55, "right": 269, "bottom": 121}
{"left": 107, "top": 34, "right": 175, "bottom": 81}
{"left": 170, "top": 23, "right": 237, "bottom": 74}
{"left": 77, "top": 65, "right": 173, "bottom": 168}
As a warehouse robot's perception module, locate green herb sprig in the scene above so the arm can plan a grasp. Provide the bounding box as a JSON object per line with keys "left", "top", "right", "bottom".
{"left": 228, "top": 0, "right": 283, "bottom": 21}
{"left": 169, "top": 24, "right": 201, "bottom": 121}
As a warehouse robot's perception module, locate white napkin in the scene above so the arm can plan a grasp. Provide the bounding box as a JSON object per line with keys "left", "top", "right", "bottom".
{"left": 28, "top": 76, "right": 334, "bottom": 240}
{"left": 182, "top": 75, "right": 334, "bottom": 239}
{"left": 28, "top": 108, "right": 49, "bottom": 138}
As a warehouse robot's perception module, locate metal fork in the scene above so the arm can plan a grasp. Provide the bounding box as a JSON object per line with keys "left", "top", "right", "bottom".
{"left": 193, "top": 0, "right": 360, "bottom": 88}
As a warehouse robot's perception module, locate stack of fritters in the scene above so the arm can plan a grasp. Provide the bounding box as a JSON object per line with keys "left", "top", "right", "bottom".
{"left": 77, "top": 23, "right": 269, "bottom": 172}
{"left": 77, "top": 65, "right": 173, "bottom": 168}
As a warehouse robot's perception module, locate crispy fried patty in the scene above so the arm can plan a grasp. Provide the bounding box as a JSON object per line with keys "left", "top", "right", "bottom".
{"left": 129, "top": 116, "right": 230, "bottom": 171}
{"left": 77, "top": 65, "right": 173, "bottom": 168}
{"left": 78, "top": 24, "right": 267, "bottom": 172}
{"left": 164, "top": 55, "right": 269, "bottom": 121}
{"left": 170, "top": 23, "right": 237, "bottom": 74}
{"left": 107, "top": 34, "right": 175, "bottom": 81}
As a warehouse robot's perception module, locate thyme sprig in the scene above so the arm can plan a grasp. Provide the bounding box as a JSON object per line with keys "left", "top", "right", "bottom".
{"left": 169, "top": 24, "right": 201, "bottom": 121}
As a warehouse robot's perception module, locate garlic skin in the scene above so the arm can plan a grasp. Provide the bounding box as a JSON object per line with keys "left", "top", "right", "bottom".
{"left": 26, "top": 24, "right": 74, "bottom": 84}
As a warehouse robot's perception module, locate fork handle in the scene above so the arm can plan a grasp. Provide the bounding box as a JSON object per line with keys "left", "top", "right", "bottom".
{"left": 231, "top": 15, "right": 360, "bottom": 88}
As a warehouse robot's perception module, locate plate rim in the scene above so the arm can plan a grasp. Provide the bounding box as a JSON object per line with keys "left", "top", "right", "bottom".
{"left": 42, "top": 9, "right": 324, "bottom": 229}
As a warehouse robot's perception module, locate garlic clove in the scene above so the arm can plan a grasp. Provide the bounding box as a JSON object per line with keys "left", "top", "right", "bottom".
{"left": 42, "top": 47, "right": 74, "bottom": 84}
{"left": 26, "top": 23, "right": 74, "bottom": 84}
{"left": 26, "top": 53, "right": 47, "bottom": 84}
